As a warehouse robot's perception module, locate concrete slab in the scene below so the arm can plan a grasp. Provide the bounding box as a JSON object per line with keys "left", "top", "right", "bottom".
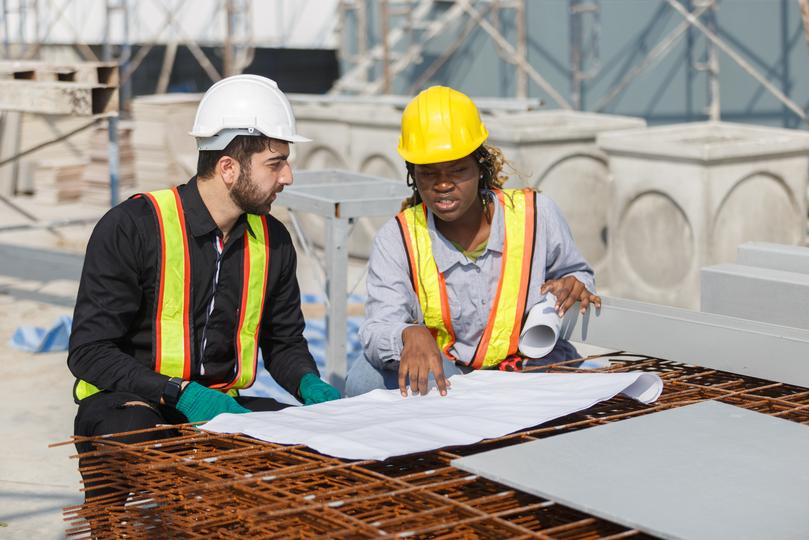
{"left": 701, "top": 263, "right": 809, "bottom": 330}
{"left": 454, "top": 401, "right": 809, "bottom": 540}
{"left": 736, "top": 242, "right": 809, "bottom": 275}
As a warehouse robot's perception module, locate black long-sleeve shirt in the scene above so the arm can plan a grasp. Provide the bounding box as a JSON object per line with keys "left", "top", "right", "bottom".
{"left": 68, "top": 177, "right": 318, "bottom": 404}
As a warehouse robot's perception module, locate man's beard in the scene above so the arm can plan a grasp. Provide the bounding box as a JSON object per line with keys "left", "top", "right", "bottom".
{"left": 229, "top": 164, "right": 273, "bottom": 215}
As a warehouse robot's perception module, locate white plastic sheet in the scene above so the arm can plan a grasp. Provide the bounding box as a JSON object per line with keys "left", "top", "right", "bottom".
{"left": 202, "top": 371, "right": 663, "bottom": 461}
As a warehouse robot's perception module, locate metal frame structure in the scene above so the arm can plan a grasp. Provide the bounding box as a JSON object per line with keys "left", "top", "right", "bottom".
{"left": 60, "top": 352, "right": 809, "bottom": 537}
{"left": 333, "top": 0, "right": 809, "bottom": 125}
{"left": 274, "top": 170, "right": 411, "bottom": 390}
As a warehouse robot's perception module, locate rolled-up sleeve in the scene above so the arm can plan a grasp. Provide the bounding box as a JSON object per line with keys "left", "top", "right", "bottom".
{"left": 359, "top": 219, "right": 421, "bottom": 369}
{"left": 540, "top": 195, "right": 596, "bottom": 294}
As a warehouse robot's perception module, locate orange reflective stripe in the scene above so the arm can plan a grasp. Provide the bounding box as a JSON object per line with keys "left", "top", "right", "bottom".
{"left": 471, "top": 189, "right": 535, "bottom": 369}
{"left": 470, "top": 194, "right": 509, "bottom": 369}
{"left": 144, "top": 188, "right": 192, "bottom": 379}
{"left": 395, "top": 214, "right": 420, "bottom": 295}
{"left": 511, "top": 189, "right": 536, "bottom": 354}
{"left": 210, "top": 213, "right": 269, "bottom": 391}
{"left": 397, "top": 203, "right": 457, "bottom": 360}
{"left": 436, "top": 270, "right": 457, "bottom": 360}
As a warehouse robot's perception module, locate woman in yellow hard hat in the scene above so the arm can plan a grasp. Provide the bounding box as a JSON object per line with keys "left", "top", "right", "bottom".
{"left": 347, "top": 86, "right": 600, "bottom": 398}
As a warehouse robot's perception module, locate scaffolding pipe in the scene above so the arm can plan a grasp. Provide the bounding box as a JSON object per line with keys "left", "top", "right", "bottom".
{"left": 515, "top": 0, "right": 527, "bottom": 98}
{"left": 380, "top": 0, "right": 391, "bottom": 93}
{"left": 665, "top": 0, "right": 807, "bottom": 122}
{"left": 458, "top": 0, "right": 572, "bottom": 109}
{"left": 594, "top": 1, "right": 712, "bottom": 112}
{"left": 703, "top": 0, "right": 720, "bottom": 121}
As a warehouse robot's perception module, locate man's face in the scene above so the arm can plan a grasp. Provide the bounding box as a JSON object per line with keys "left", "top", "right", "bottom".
{"left": 229, "top": 140, "right": 291, "bottom": 215}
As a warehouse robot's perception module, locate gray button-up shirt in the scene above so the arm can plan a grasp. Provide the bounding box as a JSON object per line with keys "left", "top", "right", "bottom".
{"left": 359, "top": 192, "right": 596, "bottom": 369}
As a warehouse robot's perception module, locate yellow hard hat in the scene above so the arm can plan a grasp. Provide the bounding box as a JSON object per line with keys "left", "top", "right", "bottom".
{"left": 397, "top": 86, "right": 489, "bottom": 165}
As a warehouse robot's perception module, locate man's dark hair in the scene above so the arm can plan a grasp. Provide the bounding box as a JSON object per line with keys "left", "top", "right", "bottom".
{"left": 196, "top": 134, "right": 277, "bottom": 178}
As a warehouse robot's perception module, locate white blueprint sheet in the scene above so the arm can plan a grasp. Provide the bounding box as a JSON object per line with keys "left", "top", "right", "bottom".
{"left": 202, "top": 370, "right": 663, "bottom": 461}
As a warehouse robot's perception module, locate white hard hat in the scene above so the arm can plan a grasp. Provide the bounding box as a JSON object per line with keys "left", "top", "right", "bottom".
{"left": 190, "top": 74, "right": 311, "bottom": 150}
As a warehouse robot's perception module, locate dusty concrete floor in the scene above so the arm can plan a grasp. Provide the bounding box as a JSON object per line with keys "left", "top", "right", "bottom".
{"left": 0, "top": 197, "right": 92, "bottom": 538}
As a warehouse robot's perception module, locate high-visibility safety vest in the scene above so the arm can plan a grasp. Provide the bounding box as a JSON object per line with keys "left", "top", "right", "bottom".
{"left": 396, "top": 188, "right": 537, "bottom": 369}
{"left": 74, "top": 187, "right": 271, "bottom": 401}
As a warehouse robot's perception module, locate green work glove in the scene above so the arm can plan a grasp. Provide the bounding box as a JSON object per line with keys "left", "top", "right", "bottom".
{"left": 176, "top": 382, "right": 251, "bottom": 423}
{"left": 299, "top": 373, "right": 341, "bottom": 405}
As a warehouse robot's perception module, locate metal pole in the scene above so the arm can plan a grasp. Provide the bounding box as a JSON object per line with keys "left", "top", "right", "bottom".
{"left": 107, "top": 116, "right": 119, "bottom": 207}
{"left": 102, "top": 0, "right": 111, "bottom": 62}
{"left": 704, "top": 0, "right": 720, "bottom": 121}
{"left": 325, "top": 215, "right": 350, "bottom": 392}
{"left": 102, "top": 4, "right": 119, "bottom": 207}
{"left": 224, "top": 0, "right": 234, "bottom": 77}
{"left": 801, "top": 0, "right": 809, "bottom": 49}
{"left": 569, "top": 0, "right": 582, "bottom": 109}
{"left": 357, "top": 0, "right": 368, "bottom": 83}
{"left": 2, "top": 0, "right": 8, "bottom": 57}
{"left": 120, "top": 0, "right": 131, "bottom": 111}
{"left": 380, "top": 0, "right": 391, "bottom": 94}
{"left": 515, "top": 0, "right": 527, "bottom": 99}
{"left": 780, "top": 0, "right": 791, "bottom": 127}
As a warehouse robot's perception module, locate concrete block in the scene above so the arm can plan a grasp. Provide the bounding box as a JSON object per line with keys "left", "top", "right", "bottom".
{"left": 598, "top": 121, "right": 809, "bottom": 308}
{"left": 488, "top": 111, "right": 645, "bottom": 287}
{"left": 736, "top": 242, "right": 809, "bottom": 275}
{"left": 701, "top": 263, "right": 809, "bottom": 330}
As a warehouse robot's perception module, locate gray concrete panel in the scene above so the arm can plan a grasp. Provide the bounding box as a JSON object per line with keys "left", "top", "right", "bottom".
{"left": 454, "top": 401, "right": 809, "bottom": 540}
{"left": 736, "top": 242, "right": 809, "bottom": 275}
{"left": 564, "top": 296, "right": 809, "bottom": 387}
{"left": 701, "top": 263, "right": 809, "bottom": 330}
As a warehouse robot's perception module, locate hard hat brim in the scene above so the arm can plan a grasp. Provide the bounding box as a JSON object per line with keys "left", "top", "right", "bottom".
{"left": 192, "top": 128, "right": 312, "bottom": 151}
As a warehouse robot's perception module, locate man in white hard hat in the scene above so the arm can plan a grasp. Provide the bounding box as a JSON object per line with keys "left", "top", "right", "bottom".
{"left": 68, "top": 75, "right": 340, "bottom": 502}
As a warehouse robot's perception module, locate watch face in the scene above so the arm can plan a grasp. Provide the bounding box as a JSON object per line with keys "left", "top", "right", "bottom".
{"left": 164, "top": 378, "right": 183, "bottom": 406}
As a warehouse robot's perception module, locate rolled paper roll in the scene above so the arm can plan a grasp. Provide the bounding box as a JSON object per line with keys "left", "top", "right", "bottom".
{"left": 519, "top": 293, "right": 561, "bottom": 359}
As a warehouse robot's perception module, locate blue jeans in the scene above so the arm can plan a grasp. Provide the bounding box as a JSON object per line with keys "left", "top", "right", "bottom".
{"left": 345, "top": 339, "right": 581, "bottom": 397}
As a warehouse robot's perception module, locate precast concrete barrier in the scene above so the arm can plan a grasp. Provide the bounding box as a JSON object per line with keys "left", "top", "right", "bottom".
{"left": 598, "top": 121, "right": 809, "bottom": 309}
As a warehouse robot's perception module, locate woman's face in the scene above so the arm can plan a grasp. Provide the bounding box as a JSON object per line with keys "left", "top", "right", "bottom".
{"left": 413, "top": 155, "right": 481, "bottom": 223}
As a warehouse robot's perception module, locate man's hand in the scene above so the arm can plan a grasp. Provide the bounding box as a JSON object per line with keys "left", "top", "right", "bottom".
{"left": 298, "top": 373, "right": 341, "bottom": 405}
{"left": 540, "top": 276, "right": 602, "bottom": 316}
{"left": 175, "top": 382, "right": 251, "bottom": 423}
{"left": 399, "top": 326, "right": 449, "bottom": 397}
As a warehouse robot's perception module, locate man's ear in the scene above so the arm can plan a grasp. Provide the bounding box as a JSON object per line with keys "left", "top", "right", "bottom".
{"left": 217, "top": 155, "right": 240, "bottom": 189}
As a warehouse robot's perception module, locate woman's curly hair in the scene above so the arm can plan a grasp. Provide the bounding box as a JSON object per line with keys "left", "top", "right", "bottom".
{"left": 401, "top": 144, "right": 511, "bottom": 213}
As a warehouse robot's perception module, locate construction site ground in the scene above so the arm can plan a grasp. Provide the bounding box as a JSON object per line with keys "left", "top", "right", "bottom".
{"left": 0, "top": 195, "right": 610, "bottom": 538}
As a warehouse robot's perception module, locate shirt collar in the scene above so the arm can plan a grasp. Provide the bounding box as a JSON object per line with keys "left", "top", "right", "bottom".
{"left": 426, "top": 192, "right": 505, "bottom": 273}
{"left": 180, "top": 176, "right": 249, "bottom": 240}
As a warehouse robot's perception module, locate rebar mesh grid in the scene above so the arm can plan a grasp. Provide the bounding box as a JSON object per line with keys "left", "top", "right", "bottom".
{"left": 61, "top": 354, "right": 809, "bottom": 538}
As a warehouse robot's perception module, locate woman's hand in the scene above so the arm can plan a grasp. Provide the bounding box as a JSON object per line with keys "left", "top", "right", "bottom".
{"left": 540, "top": 276, "right": 602, "bottom": 316}
{"left": 399, "top": 326, "right": 449, "bottom": 397}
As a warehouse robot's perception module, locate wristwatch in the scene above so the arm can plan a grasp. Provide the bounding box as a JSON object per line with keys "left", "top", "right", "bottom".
{"left": 162, "top": 377, "right": 184, "bottom": 407}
